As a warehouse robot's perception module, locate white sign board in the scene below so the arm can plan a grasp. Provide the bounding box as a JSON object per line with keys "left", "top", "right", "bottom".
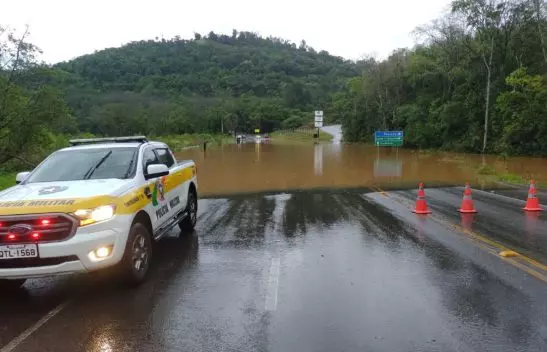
{"left": 314, "top": 110, "right": 324, "bottom": 128}
{"left": 315, "top": 111, "right": 324, "bottom": 122}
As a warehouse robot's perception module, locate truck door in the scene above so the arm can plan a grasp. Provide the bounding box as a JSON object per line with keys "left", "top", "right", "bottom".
{"left": 141, "top": 147, "right": 169, "bottom": 232}
{"left": 153, "top": 147, "right": 186, "bottom": 220}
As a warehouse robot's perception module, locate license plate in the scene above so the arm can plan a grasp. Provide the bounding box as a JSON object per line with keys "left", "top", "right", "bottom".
{"left": 0, "top": 244, "right": 38, "bottom": 260}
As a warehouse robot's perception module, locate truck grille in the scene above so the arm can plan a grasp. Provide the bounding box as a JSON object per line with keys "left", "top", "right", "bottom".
{"left": 0, "top": 214, "right": 78, "bottom": 244}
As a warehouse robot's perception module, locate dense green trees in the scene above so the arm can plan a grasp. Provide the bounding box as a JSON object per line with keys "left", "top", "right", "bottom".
{"left": 342, "top": 0, "right": 547, "bottom": 155}
{"left": 496, "top": 68, "right": 547, "bottom": 154}
{"left": 50, "top": 31, "right": 358, "bottom": 136}
{"left": 0, "top": 26, "right": 72, "bottom": 168}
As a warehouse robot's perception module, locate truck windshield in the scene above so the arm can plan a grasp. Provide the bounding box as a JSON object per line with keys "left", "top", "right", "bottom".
{"left": 25, "top": 147, "right": 138, "bottom": 183}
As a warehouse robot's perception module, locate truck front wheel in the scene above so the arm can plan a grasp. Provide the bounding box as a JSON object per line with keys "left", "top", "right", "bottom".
{"left": 121, "top": 222, "right": 152, "bottom": 285}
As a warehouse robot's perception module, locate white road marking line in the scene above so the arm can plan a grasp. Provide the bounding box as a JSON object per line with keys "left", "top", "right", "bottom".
{"left": 0, "top": 301, "right": 70, "bottom": 352}
{"left": 265, "top": 257, "right": 281, "bottom": 311}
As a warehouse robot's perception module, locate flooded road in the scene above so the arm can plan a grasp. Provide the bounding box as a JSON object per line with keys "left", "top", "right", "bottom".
{"left": 177, "top": 142, "right": 547, "bottom": 197}
{"left": 2, "top": 140, "right": 547, "bottom": 352}
{"left": 2, "top": 189, "right": 547, "bottom": 352}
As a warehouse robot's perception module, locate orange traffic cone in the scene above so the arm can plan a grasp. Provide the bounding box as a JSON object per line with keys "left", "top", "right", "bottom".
{"left": 460, "top": 213, "right": 475, "bottom": 231}
{"left": 412, "top": 182, "right": 432, "bottom": 214}
{"left": 523, "top": 180, "right": 542, "bottom": 211}
{"left": 459, "top": 183, "right": 477, "bottom": 213}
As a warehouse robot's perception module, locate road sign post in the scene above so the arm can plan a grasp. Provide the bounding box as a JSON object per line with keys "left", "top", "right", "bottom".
{"left": 374, "top": 131, "right": 404, "bottom": 147}
{"left": 314, "top": 111, "right": 324, "bottom": 140}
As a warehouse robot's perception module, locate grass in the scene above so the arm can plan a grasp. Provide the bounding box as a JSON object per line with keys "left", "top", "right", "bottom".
{"left": 476, "top": 164, "right": 497, "bottom": 175}
{"left": 153, "top": 134, "right": 233, "bottom": 151}
{"left": 498, "top": 173, "right": 527, "bottom": 185}
{"left": 270, "top": 128, "right": 333, "bottom": 142}
{"left": 473, "top": 164, "right": 528, "bottom": 185}
{"left": 0, "top": 172, "right": 16, "bottom": 191}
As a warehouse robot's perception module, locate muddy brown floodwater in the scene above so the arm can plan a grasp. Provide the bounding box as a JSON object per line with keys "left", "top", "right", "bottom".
{"left": 176, "top": 142, "right": 547, "bottom": 197}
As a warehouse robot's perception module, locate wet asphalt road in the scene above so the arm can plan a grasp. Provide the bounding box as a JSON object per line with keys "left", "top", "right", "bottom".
{"left": 320, "top": 125, "right": 342, "bottom": 143}
{"left": 395, "top": 185, "right": 547, "bottom": 263}
{"left": 1, "top": 188, "right": 547, "bottom": 352}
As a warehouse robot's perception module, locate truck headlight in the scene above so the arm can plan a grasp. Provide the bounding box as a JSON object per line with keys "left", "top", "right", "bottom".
{"left": 73, "top": 205, "right": 116, "bottom": 226}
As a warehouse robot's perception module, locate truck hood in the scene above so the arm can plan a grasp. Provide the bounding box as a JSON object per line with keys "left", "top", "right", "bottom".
{"left": 0, "top": 179, "right": 131, "bottom": 201}
{"left": 0, "top": 179, "right": 136, "bottom": 216}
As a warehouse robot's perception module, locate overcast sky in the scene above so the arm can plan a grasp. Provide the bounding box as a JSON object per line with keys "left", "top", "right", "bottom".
{"left": 2, "top": 0, "right": 453, "bottom": 63}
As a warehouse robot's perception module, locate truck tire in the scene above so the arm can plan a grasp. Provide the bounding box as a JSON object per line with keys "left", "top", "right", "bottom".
{"left": 179, "top": 189, "right": 197, "bottom": 233}
{"left": 0, "top": 279, "right": 26, "bottom": 291}
{"left": 121, "top": 222, "right": 152, "bottom": 286}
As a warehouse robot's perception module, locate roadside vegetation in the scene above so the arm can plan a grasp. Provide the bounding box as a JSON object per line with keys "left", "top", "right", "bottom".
{"left": 271, "top": 128, "right": 333, "bottom": 142}
{"left": 476, "top": 165, "right": 497, "bottom": 176}
{"left": 0, "top": 173, "right": 16, "bottom": 191}
{"left": 8, "top": 28, "right": 357, "bottom": 142}
{"left": 498, "top": 173, "right": 528, "bottom": 185}
{"left": 340, "top": 0, "right": 547, "bottom": 156}
{"left": 154, "top": 134, "right": 233, "bottom": 151}
{"left": 475, "top": 164, "right": 529, "bottom": 185}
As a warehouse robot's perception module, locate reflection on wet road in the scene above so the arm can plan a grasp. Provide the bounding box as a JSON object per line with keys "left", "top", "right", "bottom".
{"left": 2, "top": 190, "right": 547, "bottom": 352}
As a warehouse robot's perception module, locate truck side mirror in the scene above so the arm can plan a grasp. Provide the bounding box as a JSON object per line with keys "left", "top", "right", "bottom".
{"left": 145, "top": 164, "right": 169, "bottom": 180}
{"left": 16, "top": 171, "right": 31, "bottom": 184}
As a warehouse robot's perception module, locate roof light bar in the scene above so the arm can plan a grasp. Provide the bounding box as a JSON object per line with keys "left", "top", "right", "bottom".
{"left": 69, "top": 136, "right": 148, "bottom": 146}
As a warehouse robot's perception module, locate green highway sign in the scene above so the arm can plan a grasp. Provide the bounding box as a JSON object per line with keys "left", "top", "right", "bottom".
{"left": 374, "top": 131, "right": 404, "bottom": 147}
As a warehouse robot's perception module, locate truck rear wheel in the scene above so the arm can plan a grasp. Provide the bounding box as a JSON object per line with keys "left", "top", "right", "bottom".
{"left": 121, "top": 222, "right": 152, "bottom": 285}
{"left": 179, "top": 189, "right": 197, "bottom": 234}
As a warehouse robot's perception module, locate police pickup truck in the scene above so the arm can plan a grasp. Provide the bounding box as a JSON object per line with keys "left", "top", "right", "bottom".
{"left": 0, "top": 136, "right": 198, "bottom": 288}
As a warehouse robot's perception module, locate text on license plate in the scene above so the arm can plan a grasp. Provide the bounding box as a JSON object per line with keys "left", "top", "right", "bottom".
{"left": 0, "top": 244, "right": 38, "bottom": 259}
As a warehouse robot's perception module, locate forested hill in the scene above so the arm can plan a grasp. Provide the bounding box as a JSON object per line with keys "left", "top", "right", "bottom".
{"left": 52, "top": 31, "right": 360, "bottom": 136}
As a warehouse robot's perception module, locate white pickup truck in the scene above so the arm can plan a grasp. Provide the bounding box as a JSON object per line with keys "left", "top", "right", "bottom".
{"left": 0, "top": 136, "right": 198, "bottom": 288}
